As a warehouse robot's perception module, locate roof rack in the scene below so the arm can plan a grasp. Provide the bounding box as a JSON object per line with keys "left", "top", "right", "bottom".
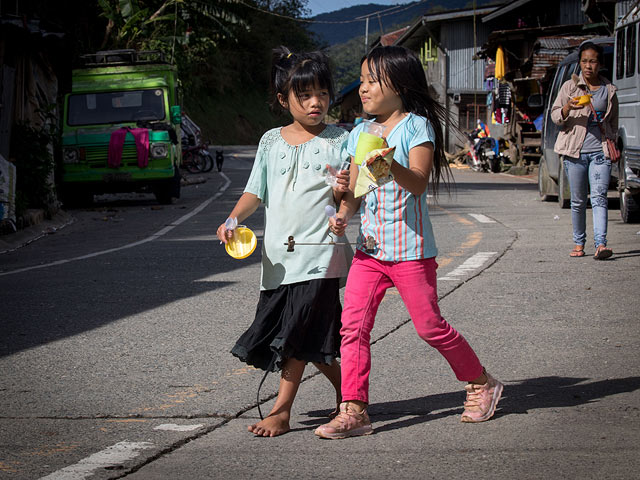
{"left": 79, "top": 50, "right": 167, "bottom": 67}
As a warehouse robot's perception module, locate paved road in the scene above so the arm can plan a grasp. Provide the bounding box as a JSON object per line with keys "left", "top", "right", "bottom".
{"left": 1, "top": 148, "right": 639, "bottom": 479}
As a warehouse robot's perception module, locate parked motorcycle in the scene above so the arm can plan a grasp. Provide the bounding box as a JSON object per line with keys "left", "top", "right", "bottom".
{"left": 182, "top": 141, "right": 214, "bottom": 173}
{"left": 465, "top": 131, "right": 502, "bottom": 173}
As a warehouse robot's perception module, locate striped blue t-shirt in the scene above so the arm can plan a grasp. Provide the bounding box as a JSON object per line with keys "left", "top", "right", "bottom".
{"left": 347, "top": 113, "right": 438, "bottom": 262}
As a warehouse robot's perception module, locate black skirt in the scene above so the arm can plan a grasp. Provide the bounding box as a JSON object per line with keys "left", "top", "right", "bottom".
{"left": 231, "top": 278, "right": 342, "bottom": 372}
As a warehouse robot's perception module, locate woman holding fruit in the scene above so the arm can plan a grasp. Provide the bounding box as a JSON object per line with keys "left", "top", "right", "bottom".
{"left": 551, "top": 41, "right": 619, "bottom": 260}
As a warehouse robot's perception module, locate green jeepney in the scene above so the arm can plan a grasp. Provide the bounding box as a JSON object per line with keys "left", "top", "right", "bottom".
{"left": 61, "top": 50, "right": 182, "bottom": 205}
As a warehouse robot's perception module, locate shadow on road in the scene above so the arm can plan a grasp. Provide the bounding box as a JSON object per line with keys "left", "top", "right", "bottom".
{"left": 300, "top": 376, "right": 640, "bottom": 433}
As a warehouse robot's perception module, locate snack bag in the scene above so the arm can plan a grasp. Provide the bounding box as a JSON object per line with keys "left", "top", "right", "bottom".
{"left": 354, "top": 147, "right": 395, "bottom": 198}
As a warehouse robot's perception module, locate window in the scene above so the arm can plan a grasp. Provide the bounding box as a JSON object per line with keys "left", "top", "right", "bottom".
{"left": 458, "top": 96, "right": 487, "bottom": 131}
{"left": 626, "top": 24, "right": 636, "bottom": 77}
{"left": 68, "top": 89, "right": 166, "bottom": 126}
{"left": 616, "top": 29, "right": 625, "bottom": 80}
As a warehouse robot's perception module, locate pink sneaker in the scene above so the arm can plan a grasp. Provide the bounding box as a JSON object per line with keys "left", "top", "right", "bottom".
{"left": 314, "top": 402, "right": 373, "bottom": 439}
{"left": 461, "top": 371, "right": 504, "bottom": 423}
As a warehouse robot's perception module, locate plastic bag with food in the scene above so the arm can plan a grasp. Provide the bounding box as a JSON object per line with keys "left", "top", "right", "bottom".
{"left": 354, "top": 146, "right": 395, "bottom": 198}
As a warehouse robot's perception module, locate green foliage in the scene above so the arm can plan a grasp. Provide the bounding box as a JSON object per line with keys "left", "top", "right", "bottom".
{"left": 95, "top": 0, "right": 315, "bottom": 142}
{"left": 327, "top": 35, "right": 368, "bottom": 92}
{"left": 10, "top": 121, "right": 57, "bottom": 217}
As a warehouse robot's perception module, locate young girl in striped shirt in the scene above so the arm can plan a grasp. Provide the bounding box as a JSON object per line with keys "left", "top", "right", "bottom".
{"left": 315, "top": 46, "right": 503, "bottom": 439}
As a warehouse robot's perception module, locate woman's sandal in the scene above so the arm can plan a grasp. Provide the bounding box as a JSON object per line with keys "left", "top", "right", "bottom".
{"left": 594, "top": 245, "right": 613, "bottom": 260}
{"left": 570, "top": 246, "right": 585, "bottom": 257}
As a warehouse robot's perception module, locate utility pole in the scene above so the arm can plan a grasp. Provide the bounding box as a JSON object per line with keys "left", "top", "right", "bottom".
{"left": 365, "top": 17, "right": 369, "bottom": 53}
{"left": 356, "top": 2, "right": 405, "bottom": 54}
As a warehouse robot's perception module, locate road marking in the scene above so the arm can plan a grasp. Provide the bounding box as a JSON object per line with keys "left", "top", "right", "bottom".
{"left": 153, "top": 424, "right": 203, "bottom": 432}
{"left": 438, "top": 252, "right": 497, "bottom": 281}
{"left": 468, "top": 213, "right": 495, "bottom": 223}
{"left": 0, "top": 174, "right": 231, "bottom": 277}
{"left": 39, "top": 441, "right": 154, "bottom": 480}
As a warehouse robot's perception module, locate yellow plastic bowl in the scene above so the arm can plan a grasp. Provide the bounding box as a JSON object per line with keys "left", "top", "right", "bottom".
{"left": 574, "top": 94, "right": 592, "bottom": 106}
{"left": 225, "top": 227, "right": 257, "bottom": 259}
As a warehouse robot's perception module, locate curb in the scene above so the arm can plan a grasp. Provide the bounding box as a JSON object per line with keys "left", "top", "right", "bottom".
{"left": 0, "top": 210, "right": 75, "bottom": 254}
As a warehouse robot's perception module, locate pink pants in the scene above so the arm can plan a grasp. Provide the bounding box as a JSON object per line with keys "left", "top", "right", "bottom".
{"left": 340, "top": 250, "right": 483, "bottom": 404}
{"left": 108, "top": 127, "right": 149, "bottom": 168}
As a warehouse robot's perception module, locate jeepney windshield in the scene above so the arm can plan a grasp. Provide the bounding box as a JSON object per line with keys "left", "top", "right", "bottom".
{"left": 68, "top": 89, "right": 166, "bottom": 126}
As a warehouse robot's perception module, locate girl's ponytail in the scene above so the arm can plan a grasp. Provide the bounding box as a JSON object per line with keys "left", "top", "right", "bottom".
{"left": 270, "top": 46, "right": 294, "bottom": 113}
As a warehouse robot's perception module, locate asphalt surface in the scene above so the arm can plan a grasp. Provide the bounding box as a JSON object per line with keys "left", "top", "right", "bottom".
{"left": 1, "top": 147, "right": 639, "bottom": 479}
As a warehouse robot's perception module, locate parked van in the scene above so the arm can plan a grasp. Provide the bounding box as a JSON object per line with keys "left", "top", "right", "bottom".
{"left": 60, "top": 50, "right": 182, "bottom": 205}
{"left": 537, "top": 37, "right": 614, "bottom": 208}
{"left": 613, "top": 5, "right": 640, "bottom": 223}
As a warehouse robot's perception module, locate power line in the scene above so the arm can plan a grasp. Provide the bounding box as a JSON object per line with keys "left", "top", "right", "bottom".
{"left": 236, "top": 0, "right": 429, "bottom": 24}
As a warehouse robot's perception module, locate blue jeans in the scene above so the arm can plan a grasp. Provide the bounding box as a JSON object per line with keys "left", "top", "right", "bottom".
{"left": 563, "top": 152, "right": 611, "bottom": 248}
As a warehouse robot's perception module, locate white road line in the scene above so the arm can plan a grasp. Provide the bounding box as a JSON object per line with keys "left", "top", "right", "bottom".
{"left": 468, "top": 213, "right": 495, "bottom": 223}
{"left": 154, "top": 423, "right": 203, "bottom": 432}
{"left": 438, "top": 252, "right": 497, "bottom": 281}
{"left": 39, "top": 441, "right": 154, "bottom": 480}
{"left": 0, "top": 173, "right": 231, "bottom": 277}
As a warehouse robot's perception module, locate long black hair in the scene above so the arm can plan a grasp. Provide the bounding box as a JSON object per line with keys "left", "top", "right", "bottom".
{"left": 270, "top": 46, "right": 335, "bottom": 113}
{"left": 362, "top": 45, "right": 452, "bottom": 195}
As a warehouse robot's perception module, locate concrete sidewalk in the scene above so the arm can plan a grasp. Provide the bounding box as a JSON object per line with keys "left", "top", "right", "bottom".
{"left": 0, "top": 210, "right": 75, "bottom": 254}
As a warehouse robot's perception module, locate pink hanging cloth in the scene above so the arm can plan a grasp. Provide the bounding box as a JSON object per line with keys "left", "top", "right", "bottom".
{"left": 108, "top": 127, "right": 150, "bottom": 168}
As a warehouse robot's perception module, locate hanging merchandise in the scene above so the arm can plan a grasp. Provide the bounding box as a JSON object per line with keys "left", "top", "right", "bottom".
{"left": 484, "top": 76, "right": 495, "bottom": 91}
{"left": 497, "top": 82, "right": 511, "bottom": 107}
{"left": 495, "top": 46, "right": 506, "bottom": 80}
{"left": 494, "top": 82, "right": 512, "bottom": 124}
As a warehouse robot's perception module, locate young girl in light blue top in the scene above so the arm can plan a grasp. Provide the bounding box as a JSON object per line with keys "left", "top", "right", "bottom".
{"left": 216, "top": 46, "right": 351, "bottom": 437}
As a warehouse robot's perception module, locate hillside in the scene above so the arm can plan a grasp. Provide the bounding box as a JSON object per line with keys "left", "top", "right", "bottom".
{"left": 307, "top": 0, "right": 500, "bottom": 47}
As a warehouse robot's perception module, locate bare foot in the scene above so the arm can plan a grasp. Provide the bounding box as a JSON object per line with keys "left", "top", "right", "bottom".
{"left": 248, "top": 412, "right": 290, "bottom": 437}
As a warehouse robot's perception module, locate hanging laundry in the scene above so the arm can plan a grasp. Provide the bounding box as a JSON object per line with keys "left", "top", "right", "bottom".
{"left": 108, "top": 127, "right": 150, "bottom": 168}
{"left": 495, "top": 46, "right": 506, "bottom": 80}
{"left": 497, "top": 83, "right": 511, "bottom": 108}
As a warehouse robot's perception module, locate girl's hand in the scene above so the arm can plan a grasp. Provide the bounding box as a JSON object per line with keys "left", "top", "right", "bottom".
{"left": 329, "top": 214, "right": 347, "bottom": 236}
{"left": 334, "top": 166, "right": 350, "bottom": 192}
{"left": 216, "top": 223, "right": 234, "bottom": 244}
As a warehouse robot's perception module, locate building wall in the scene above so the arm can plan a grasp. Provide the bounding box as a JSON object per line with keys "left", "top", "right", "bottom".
{"left": 558, "top": 0, "right": 588, "bottom": 25}
{"left": 618, "top": 0, "right": 637, "bottom": 19}
{"left": 441, "top": 19, "right": 493, "bottom": 93}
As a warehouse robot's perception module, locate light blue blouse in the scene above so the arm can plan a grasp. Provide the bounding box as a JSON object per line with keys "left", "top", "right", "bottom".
{"left": 245, "top": 125, "right": 352, "bottom": 290}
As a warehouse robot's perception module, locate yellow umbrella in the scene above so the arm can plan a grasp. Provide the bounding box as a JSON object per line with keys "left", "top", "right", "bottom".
{"left": 495, "top": 45, "right": 506, "bottom": 80}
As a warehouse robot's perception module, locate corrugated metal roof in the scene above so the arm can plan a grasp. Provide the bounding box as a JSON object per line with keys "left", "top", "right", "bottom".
{"left": 380, "top": 26, "right": 411, "bottom": 46}
{"left": 530, "top": 35, "right": 591, "bottom": 78}
{"left": 538, "top": 36, "right": 591, "bottom": 49}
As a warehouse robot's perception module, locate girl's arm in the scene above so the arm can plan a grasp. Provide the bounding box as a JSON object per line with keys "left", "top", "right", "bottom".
{"left": 330, "top": 189, "right": 361, "bottom": 237}
{"left": 330, "top": 159, "right": 361, "bottom": 236}
{"left": 216, "top": 192, "right": 261, "bottom": 244}
{"left": 389, "top": 142, "right": 433, "bottom": 196}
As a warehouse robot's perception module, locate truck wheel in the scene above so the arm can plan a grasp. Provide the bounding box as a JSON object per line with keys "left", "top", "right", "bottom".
{"left": 154, "top": 168, "right": 181, "bottom": 205}
{"left": 538, "top": 157, "right": 554, "bottom": 202}
{"left": 620, "top": 190, "right": 640, "bottom": 223}
{"left": 558, "top": 163, "right": 570, "bottom": 209}
{"left": 619, "top": 157, "right": 640, "bottom": 223}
